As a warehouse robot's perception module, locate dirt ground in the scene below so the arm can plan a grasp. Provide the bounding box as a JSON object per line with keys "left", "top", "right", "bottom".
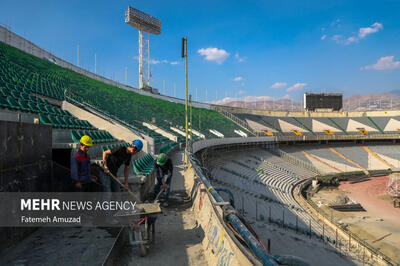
{"left": 116, "top": 198, "right": 207, "bottom": 266}
{"left": 312, "top": 176, "right": 400, "bottom": 264}
{"left": 116, "top": 150, "right": 207, "bottom": 266}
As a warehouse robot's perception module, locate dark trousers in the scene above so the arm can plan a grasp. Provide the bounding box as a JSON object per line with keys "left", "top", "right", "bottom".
{"left": 72, "top": 182, "right": 92, "bottom": 192}
{"left": 99, "top": 170, "right": 120, "bottom": 192}
{"left": 154, "top": 181, "right": 170, "bottom": 201}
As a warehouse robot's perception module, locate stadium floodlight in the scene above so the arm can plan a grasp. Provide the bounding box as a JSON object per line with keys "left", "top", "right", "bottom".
{"left": 125, "top": 6, "right": 161, "bottom": 90}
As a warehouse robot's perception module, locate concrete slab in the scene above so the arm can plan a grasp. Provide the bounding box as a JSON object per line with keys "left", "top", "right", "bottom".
{"left": 116, "top": 203, "right": 207, "bottom": 266}
{"left": 0, "top": 227, "right": 118, "bottom": 266}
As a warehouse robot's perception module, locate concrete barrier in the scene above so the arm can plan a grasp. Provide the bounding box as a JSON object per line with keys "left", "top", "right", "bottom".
{"left": 0, "top": 109, "right": 38, "bottom": 124}
{"left": 186, "top": 166, "right": 262, "bottom": 266}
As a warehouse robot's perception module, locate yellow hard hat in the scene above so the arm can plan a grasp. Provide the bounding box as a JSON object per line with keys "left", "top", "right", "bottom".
{"left": 80, "top": 135, "right": 93, "bottom": 147}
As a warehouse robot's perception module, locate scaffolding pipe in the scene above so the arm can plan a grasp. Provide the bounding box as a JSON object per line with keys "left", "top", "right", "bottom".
{"left": 213, "top": 186, "right": 235, "bottom": 207}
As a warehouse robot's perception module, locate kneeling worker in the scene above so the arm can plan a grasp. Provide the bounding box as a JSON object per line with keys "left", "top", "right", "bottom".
{"left": 101, "top": 139, "right": 143, "bottom": 192}
{"left": 71, "top": 135, "right": 96, "bottom": 192}
{"left": 154, "top": 153, "right": 173, "bottom": 207}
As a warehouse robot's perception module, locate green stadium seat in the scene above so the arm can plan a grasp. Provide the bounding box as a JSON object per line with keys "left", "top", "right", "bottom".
{"left": 61, "top": 109, "right": 72, "bottom": 117}
{"left": 10, "top": 90, "right": 20, "bottom": 99}
{"left": 0, "top": 97, "right": 10, "bottom": 109}
{"left": 39, "top": 114, "right": 52, "bottom": 126}
{"left": 44, "top": 105, "right": 57, "bottom": 115}
{"left": 71, "top": 130, "right": 81, "bottom": 143}
{"left": 54, "top": 116, "right": 68, "bottom": 128}
{"left": 0, "top": 88, "right": 9, "bottom": 98}
{"left": 20, "top": 93, "right": 30, "bottom": 102}
{"left": 47, "top": 115, "right": 62, "bottom": 128}
{"left": 54, "top": 107, "right": 64, "bottom": 116}
{"left": 18, "top": 100, "right": 30, "bottom": 112}
{"left": 37, "top": 104, "right": 49, "bottom": 114}
{"left": 60, "top": 117, "right": 75, "bottom": 128}
{"left": 91, "top": 131, "right": 103, "bottom": 143}
{"left": 28, "top": 103, "right": 41, "bottom": 113}
{"left": 28, "top": 95, "right": 38, "bottom": 102}
{"left": 69, "top": 118, "right": 82, "bottom": 129}
{"left": 6, "top": 97, "right": 21, "bottom": 111}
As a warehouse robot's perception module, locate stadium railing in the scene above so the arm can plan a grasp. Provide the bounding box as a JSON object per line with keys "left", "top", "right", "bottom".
{"left": 272, "top": 148, "right": 322, "bottom": 174}
{"left": 275, "top": 133, "right": 400, "bottom": 142}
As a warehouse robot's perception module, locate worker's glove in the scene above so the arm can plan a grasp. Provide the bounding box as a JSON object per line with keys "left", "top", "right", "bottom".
{"left": 161, "top": 184, "right": 168, "bottom": 191}
{"left": 75, "top": 182, "right": 82, "bottom": 189}
{"left": 104, "top": 167, "right": 110, "bottom": 174}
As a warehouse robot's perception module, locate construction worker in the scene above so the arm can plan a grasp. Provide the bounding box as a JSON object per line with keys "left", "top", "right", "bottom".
{"left": 71, "top": 135, "right": 96, "bottom": 192}
{"left": 101, "top": 139, "right": 143, "bottom": 192}
{"left": 154, "top": 153, "right": 173, "bottom": 207}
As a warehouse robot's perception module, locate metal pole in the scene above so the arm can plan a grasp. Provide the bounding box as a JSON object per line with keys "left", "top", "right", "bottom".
{"left": 199, "top": 109, "right": 201, "bottom": 132}
{"left": 147, "top": 33, "right": 150, "bottom": 86}
{"left": 95, "top": 53, "right": 97, "bottom": 74}
{"left": 125, "top": 67, "right": 127, "bottom": 83}
{"left": 269, "top": 206, "right": 271, "bottom": 222}
{"left": 77, "top": 44, "right": 79, "bottom": 67}
{"left": 190, "top": 94, "right": 193, "bottom": 148}
{"left": 255, "top": 201, "right": 258, "bottom": 221}
{"left": 363, "top": 246, "right": 365, "bottom": 265}
{"left": 242, "top": 195, "right": 244, "bottom": 215}
{"left": 183, "top": 37, "right": 188, "bottom": 164}
{"left": 322, "top": 224, "right": 325, "bottom": 244}
{"left": 267, "top": 239, "right": 271, "bottom": 253}
{"left": 138, "top": 30, "right": 143, "bottom": 89}
{"left": 163, "top": 80, "right": 165, "bottom": 94}
{"left": 336, "top": 229, "right": 338, "bottom": 248}
{"left": 349, "top": 234, "right": 351, "bottom": 251}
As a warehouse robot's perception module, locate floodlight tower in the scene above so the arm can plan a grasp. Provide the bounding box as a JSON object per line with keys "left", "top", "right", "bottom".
{"left": 125, "top": 6, "right": 161, "bottom": 90}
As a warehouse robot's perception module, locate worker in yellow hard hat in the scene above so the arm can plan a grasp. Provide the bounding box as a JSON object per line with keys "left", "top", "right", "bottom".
{"left": 70, "top": 135, "right": 97, "bottom": 191}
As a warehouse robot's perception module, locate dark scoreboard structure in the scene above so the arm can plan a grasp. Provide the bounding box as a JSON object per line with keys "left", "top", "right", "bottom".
{"left": 304, "top": 93, "right": 343, "bottom": 111}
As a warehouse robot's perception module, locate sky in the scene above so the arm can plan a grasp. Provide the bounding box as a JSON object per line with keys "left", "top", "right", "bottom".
{"left": 1, "top": 0, "right": 400, "bottom": 103}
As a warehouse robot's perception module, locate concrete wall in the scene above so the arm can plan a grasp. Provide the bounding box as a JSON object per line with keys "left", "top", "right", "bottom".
{"left": 0, "top": 26, "right": 210, "bottom": 109}
{"left": 187, "top": 136, "right": 282, "bottom": 265}
{"left": 0, "top": 121, "right": 52, "bottom": 178}
{"left": 0, "top": 109, "right": 39, "bottom": 124}
{"left": 62, "top": 101, "right": 154, "bottom": 154}
{"left": 186, "top": 166, "right": 260, "bottom": 266}
{"left": 0, "top": 121, "right": 52, "bottom": 251}
{"left": 193, "top": 136, "right": 275, "bottom": 153}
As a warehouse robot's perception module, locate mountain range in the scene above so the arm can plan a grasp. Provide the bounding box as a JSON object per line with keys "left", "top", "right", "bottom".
{"left": 215, "top": 91, "right": 400, "bottom": 112}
